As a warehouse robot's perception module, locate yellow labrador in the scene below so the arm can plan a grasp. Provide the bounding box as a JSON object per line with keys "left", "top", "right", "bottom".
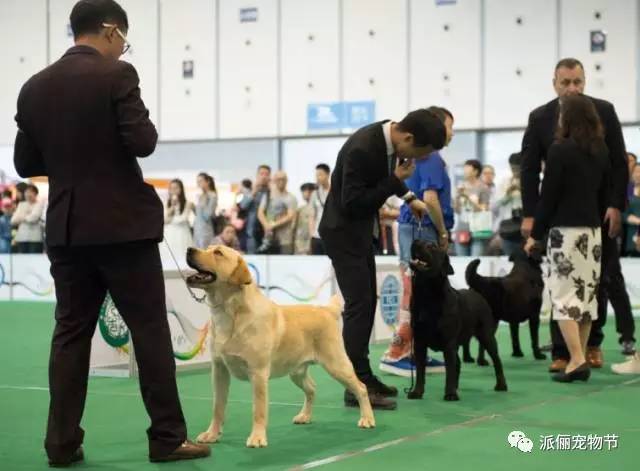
{"left": 186, "top": 245, "right": 375, "bottom": 448}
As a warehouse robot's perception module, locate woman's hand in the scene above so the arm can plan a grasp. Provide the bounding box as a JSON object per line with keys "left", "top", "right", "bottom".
{"left": 524, "top": 237, "right": 537, "bottom": 256}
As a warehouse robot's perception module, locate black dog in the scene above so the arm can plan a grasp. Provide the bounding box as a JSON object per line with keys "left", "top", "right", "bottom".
{"left": 463, "top": 251, "right": 546, "bottom": 365}
{"left": 407, "top": 240, "right": 507, "bottom": 401}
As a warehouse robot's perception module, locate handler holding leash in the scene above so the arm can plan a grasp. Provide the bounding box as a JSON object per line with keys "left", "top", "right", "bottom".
{"left": 13, "top": 0, "right": 209, "bottom": 465}
{"left": 320, "top": 109, "right": 446, "bottom": 410}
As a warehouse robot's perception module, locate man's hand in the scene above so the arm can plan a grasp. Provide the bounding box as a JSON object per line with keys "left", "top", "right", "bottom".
{"left": 409, "top": 199, "right": 428, "bottom": 220}
{"left": 604, "top": 207, "right": 622, "bottom": 239}
{"left": 394, "top": 159, "right": 416, "bottom": 181}
{"left": 521, "top": 217, "right": 534, "bottom": 238}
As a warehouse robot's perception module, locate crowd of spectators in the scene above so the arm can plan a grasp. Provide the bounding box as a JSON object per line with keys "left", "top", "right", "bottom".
{"left": 3, "top": 149, "right": 639, "bottom": 257}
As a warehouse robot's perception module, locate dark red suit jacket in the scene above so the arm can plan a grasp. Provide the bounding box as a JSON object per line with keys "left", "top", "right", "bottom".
{"left": 14, "top": 45, "right": 162, "bottom": 247}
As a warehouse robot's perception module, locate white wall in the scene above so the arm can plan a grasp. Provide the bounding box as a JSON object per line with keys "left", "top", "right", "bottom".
{"left": 2, "top": 0, "right": 639, "bottom": 145}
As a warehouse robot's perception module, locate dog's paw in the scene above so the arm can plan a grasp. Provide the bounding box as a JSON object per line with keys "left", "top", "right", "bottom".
{"left": 533, "top": 352, "right": 547, "bottom": 360}
{"left": 511, "top": 351, "right": 525, "bottom": 358}
{"left": 463, "top": 356, "right": 475, "bottom": 364}
{"left": 196, "top": 429, "right": 221, "bottom": 444}
{"left": 406, "top": 390, "right": 424, "bottom": 400}
{"left": 477, "top": 358, "right": 490, "bottom": 367}
{"left": 246, "top": 431, "right": 268, "bottom": 448}
{"left": 495, "top": 382, "right": 508, "bottom": 392}
{"left": 444, "top": 392, "right": 460, "bottom": 401}
{"left": 358, "top": 416, "right": 376, "bottom": 429}
{"left": 292, "top": 413, "right": 312, "bottom": 425}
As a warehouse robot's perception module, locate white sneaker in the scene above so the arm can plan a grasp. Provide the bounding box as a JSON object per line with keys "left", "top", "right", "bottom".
{"left": 611, "top": 353, "right": 640, "bottom": 375}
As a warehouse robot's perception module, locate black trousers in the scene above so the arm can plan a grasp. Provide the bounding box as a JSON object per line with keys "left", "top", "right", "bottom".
{"left": 325, "top": 241, "right": 377, "bottom": 382}
{"left": 311, "top": 237, "right": 326, "bottom": 255}
{"left": 45, "top": 241, "right": 186, "bottom": 461}
{"left": 551, "top": 227, "right": 635, "bottom": 359}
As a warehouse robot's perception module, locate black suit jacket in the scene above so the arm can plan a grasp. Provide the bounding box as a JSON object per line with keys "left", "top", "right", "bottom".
{"left": 521, "top": 95, "right": 628, "bottom": 217}
{"left": 319, "top": 121, "right": 408, "bottom": 256}
{"left": 14, "top": 46, "right": 162, "bottom": 247}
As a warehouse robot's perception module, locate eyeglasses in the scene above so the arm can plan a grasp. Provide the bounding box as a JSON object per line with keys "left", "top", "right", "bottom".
{"left": 102, "top": 23, "right": 131, "bottom": 54}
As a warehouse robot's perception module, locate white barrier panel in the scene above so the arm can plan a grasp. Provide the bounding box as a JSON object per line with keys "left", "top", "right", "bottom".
{"left": 3, "top": 253, "right": 639, "bottom": 377}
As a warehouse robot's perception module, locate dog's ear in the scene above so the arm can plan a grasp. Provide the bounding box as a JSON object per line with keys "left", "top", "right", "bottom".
{"left": 444, "top": 254, "right": 454, "bottom": 276}
{"left": 229, "top": 257, "right": 252, "bottom": 285}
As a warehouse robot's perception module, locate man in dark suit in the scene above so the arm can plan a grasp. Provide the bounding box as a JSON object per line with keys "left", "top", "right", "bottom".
{"left": 520, "top": 57, "right": 632, "bottom": 372}
{"left": 320, "top": 109, "right": 446, "bottom": 410}
{"left": 13, "top": 1, "right": 209, "bottom": 466}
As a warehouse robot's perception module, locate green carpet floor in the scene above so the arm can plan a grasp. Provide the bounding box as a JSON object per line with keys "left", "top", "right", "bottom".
{"left": 0, "top": 301, "right": 637, "bottom": 470}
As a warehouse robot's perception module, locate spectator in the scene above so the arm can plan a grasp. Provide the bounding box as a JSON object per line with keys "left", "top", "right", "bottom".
{"left": 257, "top": 170, "right": 297, "bottom": 254}
{"left": 378, "top": 195, "right": 402, "bottom": 255}
{"left": 212, "top": 224, "right": 241, "bottom": 251}
{"left": 454, "top": 159, "right": 491, "bottom": 256}
{"left": 294, "top": 183, "right": 316, "bottom": 255}
{"left": 242, "top": 165, "right": 271, "bottom": 254}
{"left": 481, "top": 164, "right": 497, "bottom": 204}
{"left": 15, "top": 182, "right": 28, "bottom": 203}
{"left": 310, "top": 164, "right": 331, "bottom": 255}
{"left": 164, "top": 179, "right": 194, "bottom": 262}
{"left": 11, "top": 183, "right": 44, "bottom": 253}
{"left": 231, "top": 179, "right": 252, "bottom": 252}
{"left": 623, "top": 164, "right": 640, "bottom": 257}
{"left": 193, "top": 172, "right": 217, "bottom": 249}
{"left": 493, "top": 153, "right": 524, "bottom": 256}
{"left": 0, "top": 198, "right": 15, "bottom": 253}
{"left": 628, "top": 153, "right": 637, "bottom": 201}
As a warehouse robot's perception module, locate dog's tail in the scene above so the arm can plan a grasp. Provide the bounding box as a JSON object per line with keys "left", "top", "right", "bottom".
{"left": 465, "top": 258, "right": 489, "bottom": 292}
{"left": 327, "top": 295, "right": 343, "bottom": 319}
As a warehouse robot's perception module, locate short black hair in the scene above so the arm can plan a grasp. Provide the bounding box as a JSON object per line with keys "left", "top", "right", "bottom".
{"left": 70, "top": 0, "right": 128, "bottom": 39}
{"left": 241, "top": 179, "right": 252, "bottom": 190}
{"left": 396, "top": 109, "right": 446, "bottom": 149}
{"left": 426, "top": 106, "right": 454, "bottom": 122}
{"left": 300, "top": 183, "right": 316, "bottom": 192}
{"left": 509, "top": 152, "right": 523, "bottom": 166}
{"left": 25, "top": 184, "right": 39, "bottom": 195}
{"left": 555, "top": 57, "right": 584, "bottom": 72}
{"left": 315, "top": 163, "right": 330, "bottom": 174}
{"left": 257, "top": 164, "right": 272, "bottom": 173}
{"left": 464, "top": 159, "right": 483, "bottom": 177}
{"left": 15, "top": 182, "right": 28, "bottom": 193}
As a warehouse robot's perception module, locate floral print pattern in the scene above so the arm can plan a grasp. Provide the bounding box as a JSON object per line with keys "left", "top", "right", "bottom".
{"left": 546, "top": 227, "right": 602, "bottom": 323}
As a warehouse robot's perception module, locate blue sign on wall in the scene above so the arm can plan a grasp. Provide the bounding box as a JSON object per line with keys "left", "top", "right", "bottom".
{"left": 306, "top": 102, "right": 344, "bottom": 130}
{"left": 307, "top": 101, "right": 376, "bottom": 131}
{"left": 345, "top": 101, "right": 376, "bottom": 129}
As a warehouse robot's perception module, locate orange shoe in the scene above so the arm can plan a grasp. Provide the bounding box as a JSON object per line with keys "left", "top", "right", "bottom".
{"left": 549, "top": 358, "right": 568, "bottom": 372}
{"left": 587, "top": 347, "right": 604, "bottom": 368}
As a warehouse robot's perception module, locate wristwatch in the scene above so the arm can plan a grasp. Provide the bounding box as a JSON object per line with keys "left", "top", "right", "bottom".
{"left": 402, "top": 191, "right": 417, "bottom": 204}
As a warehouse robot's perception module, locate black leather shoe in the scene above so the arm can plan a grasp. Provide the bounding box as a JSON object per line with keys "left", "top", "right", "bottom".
{"left": 366, "top": 376, "right": 398, "bottom": 397}
{"left": 48, "top": 447, "right": 84, "bottom": 468}
{"left": 344, "top": 390, "right": 397, "bottom": 410}
{"left": 150, "top": 440, "right": 211, "bottom": 463}
{"left": 552, "top": 362, "right": 591, "bottom": 383}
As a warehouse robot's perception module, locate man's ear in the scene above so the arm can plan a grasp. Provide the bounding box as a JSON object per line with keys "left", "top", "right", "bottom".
{"left": 229, "top": 257, "right": 252, "bottom": 285}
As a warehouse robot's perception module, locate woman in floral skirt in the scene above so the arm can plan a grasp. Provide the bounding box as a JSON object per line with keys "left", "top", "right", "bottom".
{"left": 525, "top": 95, "right": 610, "bottom": 383}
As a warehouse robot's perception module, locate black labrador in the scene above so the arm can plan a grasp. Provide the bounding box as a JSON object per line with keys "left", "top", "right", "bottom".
{"left": 463, "top": 251, "right": 546, "bottom": 365}
{"left": 407, "top": 240, "right": 508, "bottom": 401}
